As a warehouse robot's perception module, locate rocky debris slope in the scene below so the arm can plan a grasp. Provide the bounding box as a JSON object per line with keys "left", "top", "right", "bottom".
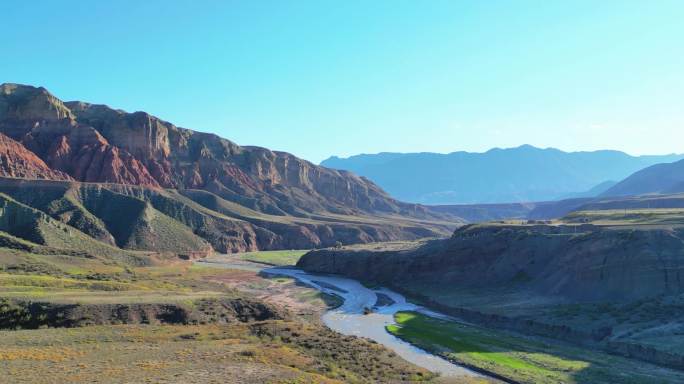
{"left": 0, "top": 177, "right": 447, "bottom": 253}
{"left": 0, "top": 84, "right": 158, "bottom": 187}
{"left": 0, "top": 133, "right": 72, "bottom": 181}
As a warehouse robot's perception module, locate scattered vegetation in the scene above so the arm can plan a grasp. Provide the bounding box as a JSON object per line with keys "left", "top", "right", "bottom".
{"left": 294, "top": 290, "right": 343, "bottom": 309}
{"left": 0, "top": 322, "right": 419, "bottom": 384}
{"left": 563, "top": 208, "right": 684, "bottom": 226}
{"left": 0, "top": 240, "right": 438, "bottom": 383}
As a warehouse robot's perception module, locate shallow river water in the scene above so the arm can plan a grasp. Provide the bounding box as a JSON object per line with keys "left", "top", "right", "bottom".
{"left": 197, "top": 258, "right": 483, "bottom": 378}
{"left": 263, "top": 266, "right": 482, "bottom": 378}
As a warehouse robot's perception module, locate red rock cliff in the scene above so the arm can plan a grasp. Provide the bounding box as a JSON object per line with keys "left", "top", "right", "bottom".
{"left": 0, "top": 83, "right": 437, "bottom": 220}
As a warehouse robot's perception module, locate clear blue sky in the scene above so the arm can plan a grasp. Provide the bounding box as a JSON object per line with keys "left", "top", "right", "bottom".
{"left": 2, "top": 1, "right": 683, "bottom": 163}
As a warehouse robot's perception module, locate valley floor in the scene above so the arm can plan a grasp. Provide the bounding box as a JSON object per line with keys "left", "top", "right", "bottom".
{"left": 0, "top": 248, "right": 445, "bottom": 383}
{"left": 208, "top": 250, "right": 684, "bottom": 384}
{"left": 3, "top": 245, "right": 684, "bottom": 384}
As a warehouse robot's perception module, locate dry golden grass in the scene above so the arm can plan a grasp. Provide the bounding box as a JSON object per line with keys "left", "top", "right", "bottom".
{"left": 0, "top": 322, "right": 432, "bottom": 384}
{"left": 0, "top": 248, "right": 438, "bottom": 383}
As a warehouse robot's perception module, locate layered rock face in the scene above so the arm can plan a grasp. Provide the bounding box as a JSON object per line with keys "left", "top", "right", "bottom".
{"left": 0, "top": 133, "right": 72, "bottom": 181}
{"left": 0, "top": 84, "right": 159, "bottom": 187}
{"left": 299, "top": 224, "right": 684, "bottom": 302}
{"left": 0, "top": 83, "right": 436, "bottom": 219}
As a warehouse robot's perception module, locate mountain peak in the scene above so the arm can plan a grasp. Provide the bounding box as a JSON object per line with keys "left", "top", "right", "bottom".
{"left": 0, "top": 82, "right": 74, "bottom": 122}
{"left": 0, "top": 82, "right": 41, "bottom": 94}
{"left": 1, "top": 83, "right": 54, "bottom": 99}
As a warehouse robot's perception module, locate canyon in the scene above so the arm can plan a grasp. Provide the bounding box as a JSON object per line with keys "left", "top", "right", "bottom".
{"left": 298, "top": 220, "right": 684, "bottom": 371}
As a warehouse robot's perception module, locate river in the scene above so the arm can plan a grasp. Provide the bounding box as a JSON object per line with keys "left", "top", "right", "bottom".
{"left": 266, "top": 266, "right": 483, "bottom": 379}
{"left": 197, "top": 258, "right": 483, "bottom": 379}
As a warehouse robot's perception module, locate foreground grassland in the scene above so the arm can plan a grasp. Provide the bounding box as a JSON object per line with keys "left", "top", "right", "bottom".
{"left": 388, "top": 312, "right": 684, "bottom": 384}
{"left": 0, "top": 245, "right": 444, "bottom": 383}
{"left": 0, "top": 321, "right": 435, "bottom": 384}
{"left": 237, "top": 250, "right": 309, "bottom": 266}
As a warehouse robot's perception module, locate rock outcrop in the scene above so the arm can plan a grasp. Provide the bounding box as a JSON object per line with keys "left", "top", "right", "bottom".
{"left": 299, "top": 224, "right": 684, "bottom": 302}
{"left": 0, "top": 84, "right": 160, "bottom": 187}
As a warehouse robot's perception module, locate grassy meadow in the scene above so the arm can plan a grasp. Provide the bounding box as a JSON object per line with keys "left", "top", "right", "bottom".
{"left": 387, "top": 311, "right": 684, "bottom": 384}
{"left": 237, "top": 250, "right": 309, "bottom": 266}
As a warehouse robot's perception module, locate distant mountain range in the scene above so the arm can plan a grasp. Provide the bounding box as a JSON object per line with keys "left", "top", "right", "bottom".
{"left": 321, "top": 146, "right": 684, "bottom": 204}
{"left": 602, "top": 159, "right": 684, "bottom": 197}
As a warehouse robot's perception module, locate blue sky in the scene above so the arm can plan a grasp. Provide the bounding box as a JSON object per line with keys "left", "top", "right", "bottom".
{"left": 2, "top": 1, "right": 683, "bottom": 163}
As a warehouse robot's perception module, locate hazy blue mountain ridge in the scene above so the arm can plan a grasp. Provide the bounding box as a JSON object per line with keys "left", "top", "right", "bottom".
{"left": 322, "top": 145, "right": 684, "bottom": 204}
{"left": 602, "top": 158, "right": 684, "bottom": 197}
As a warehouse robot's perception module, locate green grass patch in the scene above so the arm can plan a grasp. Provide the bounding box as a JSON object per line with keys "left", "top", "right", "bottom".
{"left": 237, "top": 250, "right": 308, "bottom": 266}
{"left": 0, "top": 273, "right": 139, "bottom": 292}
{"left": 294, "top": 290, "right": 343, "bottom": 309}
{"left": 387, "top": 311, "right": 682, "bottom": 384}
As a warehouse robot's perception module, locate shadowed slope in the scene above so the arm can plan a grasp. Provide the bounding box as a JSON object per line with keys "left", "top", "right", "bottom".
{"left": 0, "top": 177, "right": 453, "bottom": 254}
